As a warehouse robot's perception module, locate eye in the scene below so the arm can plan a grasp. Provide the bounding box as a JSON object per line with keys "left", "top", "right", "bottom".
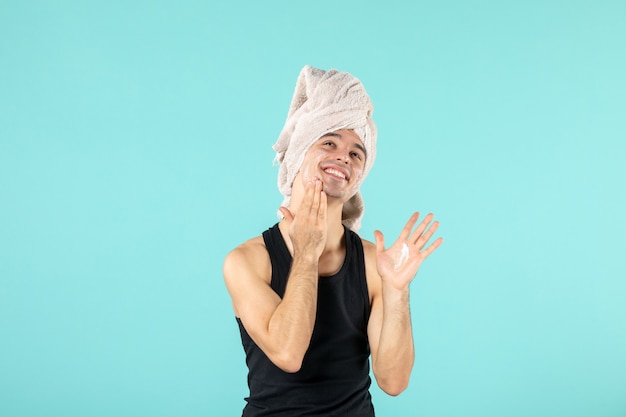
{"left": 323, "top": 140, "right": 335, "bottom": 147}
{"left": 350, "top": 151, "right": 363, "bottom": 161}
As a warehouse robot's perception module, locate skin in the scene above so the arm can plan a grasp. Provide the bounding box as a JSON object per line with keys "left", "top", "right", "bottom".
{"left": 223, "top": 129, "right": 443, "bottom": 395}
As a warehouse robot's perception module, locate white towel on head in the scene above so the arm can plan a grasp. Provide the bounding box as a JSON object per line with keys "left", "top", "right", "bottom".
{"left": 273, "top": 65, "right": 377, "bottom": 232}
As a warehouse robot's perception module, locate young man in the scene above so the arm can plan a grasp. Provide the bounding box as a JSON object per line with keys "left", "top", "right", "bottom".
{"left": 223, "top": 66, "right": 443, "bottom": 416}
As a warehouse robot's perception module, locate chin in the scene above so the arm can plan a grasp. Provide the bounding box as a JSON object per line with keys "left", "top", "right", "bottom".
{"left": 323, "top": 187, "right": 354, "bottom": 201}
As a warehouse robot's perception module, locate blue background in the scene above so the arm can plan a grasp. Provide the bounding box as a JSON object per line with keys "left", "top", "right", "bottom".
{"left": 1, "top": 1, "right": 625, "bottom": 416}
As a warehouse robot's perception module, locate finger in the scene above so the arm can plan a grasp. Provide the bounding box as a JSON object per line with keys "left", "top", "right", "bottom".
{"left": 301, "top": 179, "right": 315, "bottom": 213}
{"left": 318, "top": 189, "right": 327, "bottom": 221}
{"left": 421, "top": 237, "right": 443, "bottom": 257}
{"left": 399, "top": 212, "right": 420, "bottom": 241}
{"left": 416, "top": 221, "right": 440, "bottom": 249}
{"left": 411, "top": 213, "right": 435, "bottom": 244}
{"left": 311, "top": 178, "right": 322, "bottom": 214}
{"left": 279, "top": 206, "right": 294, "bottom": 223}
{"left": 373, "top": 230, "right": 385, "bottom": 254}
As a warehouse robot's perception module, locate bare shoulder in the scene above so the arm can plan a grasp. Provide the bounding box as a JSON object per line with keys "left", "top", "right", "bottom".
{"left": 359, "top": 238, "right": 378, "bottom": 269}
{"left": 359, "top": 237, "right": 382, "bottom": 299}
{"left": 223, "top": 235, "right": 271, "bottom": 285}
{"left": 360, "top": 238, "right": 377, "bottom": 258}
{"left": 223, "top": 235, "right": 273, "bottom": 317}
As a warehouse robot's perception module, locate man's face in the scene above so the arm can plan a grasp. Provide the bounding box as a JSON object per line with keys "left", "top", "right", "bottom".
{"left": 297, "top": 129, "right": 367, "bottom": 202}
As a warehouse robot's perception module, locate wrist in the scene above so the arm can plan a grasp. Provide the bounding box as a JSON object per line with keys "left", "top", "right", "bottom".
{"left": 381, "top": 280, "right": 410, "bottom": 301}
{"left": 292, "top": 251, "right": 320, "bottom": 268}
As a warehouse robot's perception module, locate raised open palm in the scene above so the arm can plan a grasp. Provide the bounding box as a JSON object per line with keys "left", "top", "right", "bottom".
{"left": 374, "top": 212, "right": 443, "bottom": 290}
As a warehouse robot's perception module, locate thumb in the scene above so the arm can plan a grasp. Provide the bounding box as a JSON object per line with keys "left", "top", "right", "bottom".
{"left": 279, "top": 206, "right": 294, "bottom": 223}
{"left": 373, "top": 230, "right": 385, "bottom": 254}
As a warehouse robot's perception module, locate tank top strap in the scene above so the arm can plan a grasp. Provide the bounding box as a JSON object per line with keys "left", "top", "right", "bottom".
{"left": 345, "top": 228, "right": 370, "bottom": 318}
{"left": 262, "top": 223, "right": 291, "bottom": 297}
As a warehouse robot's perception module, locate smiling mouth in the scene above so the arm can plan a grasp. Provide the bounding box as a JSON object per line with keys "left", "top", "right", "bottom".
{"left": 323, "top": 167, "right": 348, "bottom": 180}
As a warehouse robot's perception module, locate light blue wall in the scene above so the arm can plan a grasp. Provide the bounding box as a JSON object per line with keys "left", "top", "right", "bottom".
{"left": 1, "top": 1, "right": 625, "bottom": 416}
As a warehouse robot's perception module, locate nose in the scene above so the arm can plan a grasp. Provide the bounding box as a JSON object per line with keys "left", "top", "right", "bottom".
{"left": 336, "top": 151, "right": 350, "bottom": 164}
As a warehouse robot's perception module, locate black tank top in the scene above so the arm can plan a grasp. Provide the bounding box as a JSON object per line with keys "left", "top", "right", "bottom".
{"left": 236, "top": 223, "right": 375, "bottom": 417}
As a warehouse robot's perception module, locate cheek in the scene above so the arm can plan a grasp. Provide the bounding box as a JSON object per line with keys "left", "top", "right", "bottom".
{"left": 299, "top": 165, "right": 314, "bottom": 185}
{"left": 299, "top": 151, "right": 325, "bottom": 183}
{"left": 352, "top": 167, "right": 365, "bottom": 185}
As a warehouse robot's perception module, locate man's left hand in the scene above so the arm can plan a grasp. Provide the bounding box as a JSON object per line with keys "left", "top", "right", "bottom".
{"left": 373, "top": 212, "right": 443, "bottom": 290}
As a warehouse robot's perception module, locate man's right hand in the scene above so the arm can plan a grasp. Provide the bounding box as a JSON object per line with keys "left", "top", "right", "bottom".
{"left": 225, "top": 176, "right": 328, "bottom": 373}
{"left": 279, "top": 177, "right": 327, "bottom": 260}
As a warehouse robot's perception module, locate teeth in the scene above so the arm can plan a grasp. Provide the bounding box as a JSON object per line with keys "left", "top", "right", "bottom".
{"left": 325, "top": 168, "right": 346, "bottom": 179}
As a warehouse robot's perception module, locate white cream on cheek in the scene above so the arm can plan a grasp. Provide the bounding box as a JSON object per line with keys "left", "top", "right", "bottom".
{"left": 299, "top": 150, "right": 323, "bottom": 184}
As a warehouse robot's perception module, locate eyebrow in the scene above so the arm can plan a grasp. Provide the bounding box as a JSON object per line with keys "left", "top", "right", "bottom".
{"left": 321, "top": 132, "right": 367, "bottom": 157}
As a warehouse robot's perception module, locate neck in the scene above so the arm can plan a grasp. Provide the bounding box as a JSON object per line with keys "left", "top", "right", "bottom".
{"left": 322, "top": 200, "right": 346, "bottom": 252}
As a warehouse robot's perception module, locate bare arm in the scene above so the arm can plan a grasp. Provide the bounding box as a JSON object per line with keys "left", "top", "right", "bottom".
{"left": 223, "top": 178, "right": 327, "bottom": 372}
{"left": 367, "top": 213, "right": 443, "bottom": 395}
